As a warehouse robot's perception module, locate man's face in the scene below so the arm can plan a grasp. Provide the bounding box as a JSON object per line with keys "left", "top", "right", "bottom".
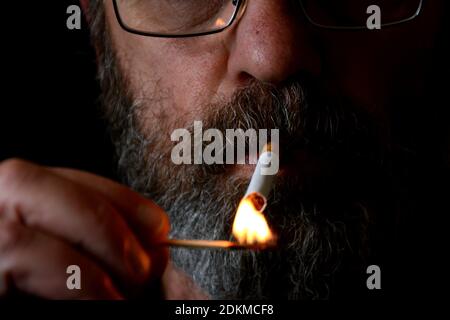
{"left": 104, "top": 0, "right": 442, "bottom": 124}
{"left": 93, "top": 0, "right": 445, "bottom": 299}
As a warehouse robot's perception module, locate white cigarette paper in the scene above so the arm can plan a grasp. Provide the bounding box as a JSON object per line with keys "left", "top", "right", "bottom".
{"left": 244, "top": 143, "right": 279, "bottom": 201}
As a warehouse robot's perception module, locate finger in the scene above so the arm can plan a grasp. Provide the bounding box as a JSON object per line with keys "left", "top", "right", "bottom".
{"left": 0, "top": 159, "right": 151, "bottom": 288}
{"left": 50, "top": 167, "right": 170, "bottom": 277}
{"left": 50, "top": 167, "right": 170, "bottom": 243}
{"left": 0, "top": 219, "right": 123, "bottom": 300}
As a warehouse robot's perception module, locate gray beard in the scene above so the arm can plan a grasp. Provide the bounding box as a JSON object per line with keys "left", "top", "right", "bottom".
{"left": 93, "top": 14, "right": 380, "bottom": 299}
{"left": 112, "top": 120, "right": 371, "bottom": 299}
{"left": 119, "top": 136, "right": 372, "bottom": 299}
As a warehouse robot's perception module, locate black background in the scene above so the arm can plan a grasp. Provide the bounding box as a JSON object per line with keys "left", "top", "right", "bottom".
{"left": 0, "top": 1, "right": 115, "bottom": 178}
{"left": 0, "top": 0, "right": 448, "bottom": 305}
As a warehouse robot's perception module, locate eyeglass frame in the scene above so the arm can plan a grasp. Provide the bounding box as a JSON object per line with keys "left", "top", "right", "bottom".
{"left": 112, "top": 0, "right": 424, "bottom": 38}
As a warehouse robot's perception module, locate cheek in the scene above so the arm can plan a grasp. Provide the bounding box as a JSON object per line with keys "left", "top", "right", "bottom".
{"left": 110, "top": 21, "right": 229, "bottom": 117}
{"left": 321, "top": 35, "right": 394, "bottom": 117}
{"left": 321, "top": 32, "right": 428, "bottom": 119}
{"left": 162, "top": 39, "right": 230, "bottom": 114}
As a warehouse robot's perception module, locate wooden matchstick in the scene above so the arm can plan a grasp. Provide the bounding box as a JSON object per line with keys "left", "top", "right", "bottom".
{"left": 161, "top": 239, "right": 274, "bottom": 250}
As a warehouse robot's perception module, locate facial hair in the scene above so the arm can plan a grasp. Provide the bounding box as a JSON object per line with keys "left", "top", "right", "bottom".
{"left": 90, "top": 3, "right": 394, "bottom": 300}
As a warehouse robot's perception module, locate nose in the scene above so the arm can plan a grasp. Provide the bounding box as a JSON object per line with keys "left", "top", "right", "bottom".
{"left": 226, "top": 0, "right": 320, "bottom": 85}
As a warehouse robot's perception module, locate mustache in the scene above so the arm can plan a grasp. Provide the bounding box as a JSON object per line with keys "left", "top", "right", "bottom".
{"left": 183, "top": 77, "right": 382, "bottom": 173}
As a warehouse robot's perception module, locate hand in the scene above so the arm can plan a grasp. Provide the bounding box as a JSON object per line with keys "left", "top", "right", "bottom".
{"left": 0, "top": 159, "right": 170, "bottom": 299}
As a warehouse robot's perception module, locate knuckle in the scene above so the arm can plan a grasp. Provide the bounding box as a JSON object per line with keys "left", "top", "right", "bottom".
{"left": 0, "top": 220, "right": 25, "bottom": 254}
{"left": 0, "top": 158, "right": 35, "bottom": 188}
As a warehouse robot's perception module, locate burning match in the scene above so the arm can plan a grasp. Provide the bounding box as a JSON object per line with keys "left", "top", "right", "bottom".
{"left": 164, "top": 143, "right": 278, "bottom": 250}
{"left": 161, "top": 239, "right": 273, "bottom": 250}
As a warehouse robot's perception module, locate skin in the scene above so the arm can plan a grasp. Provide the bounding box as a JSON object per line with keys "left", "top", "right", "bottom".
{"left": 0, "top": 159, "right": 170, "bottom": 299}
{"left": 104, "top": 0, "right": 443, "bottom": 127}
{"left": 0, "top": 0, "right": 445, "bottom": 299}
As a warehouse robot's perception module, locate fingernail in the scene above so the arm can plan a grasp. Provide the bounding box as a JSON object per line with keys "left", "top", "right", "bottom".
{"left": 137, "top": 203, "right": 168, "bottom": 238}
{"left": 127, "top": 240, "right": 151, "bottom": 280}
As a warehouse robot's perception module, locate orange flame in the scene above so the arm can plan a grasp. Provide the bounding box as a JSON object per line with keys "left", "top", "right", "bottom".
{"left": 232, "top": 193, "right": 274, "bottom": 245}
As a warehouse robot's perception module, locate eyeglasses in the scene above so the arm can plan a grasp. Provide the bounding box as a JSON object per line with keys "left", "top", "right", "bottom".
{"left": 112, "top": 0, "right": 424, "bottom": 38}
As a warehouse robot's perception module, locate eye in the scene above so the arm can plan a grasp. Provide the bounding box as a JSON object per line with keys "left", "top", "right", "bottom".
{"left": 116, "top": 0, "right": 232, "bottom": 34}
{"left": 164, "top": 0, "right": 229, "bottom": 30}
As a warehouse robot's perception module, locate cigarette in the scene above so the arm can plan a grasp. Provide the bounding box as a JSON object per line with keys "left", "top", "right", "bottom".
{"left": 244, "top": 143, "right": 278, "bottom": 210}
{"left": 159, "top": 144, "right": 279, "bottom": 251}
{"left": 161, "top": 239, "right": 274, "bottom": 250}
